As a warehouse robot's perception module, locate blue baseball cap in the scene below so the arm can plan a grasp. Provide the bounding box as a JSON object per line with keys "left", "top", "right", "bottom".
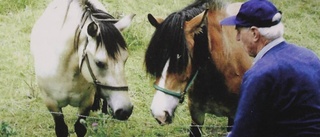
{"left": 220, "top": 0, "right": 282, "bottom": 27}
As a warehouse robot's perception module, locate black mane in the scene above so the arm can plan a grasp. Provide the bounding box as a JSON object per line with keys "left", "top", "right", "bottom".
{"left": 145, "top": 0, "right": 207, "bottom": 77}
{"left": 86, "top": 2, "right": 127, "bottom": 60}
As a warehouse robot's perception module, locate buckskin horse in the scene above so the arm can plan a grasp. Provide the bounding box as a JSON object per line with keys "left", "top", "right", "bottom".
{"left": 30, "top": 0, "right": 134, "bottom": 136}
{"left": 145, "top": 0, "right": 252, "bottom": 136}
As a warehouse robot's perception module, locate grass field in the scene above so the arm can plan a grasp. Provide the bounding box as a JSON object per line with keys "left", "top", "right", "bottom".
{"left": 0, "top": 0, "right": 319, "bottom": 136}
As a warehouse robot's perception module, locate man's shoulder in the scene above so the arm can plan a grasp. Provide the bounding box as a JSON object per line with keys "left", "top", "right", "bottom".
{"left": 272, "top": 42, "right": 314, "bottom": 55}
{"left": 251, "top": 42, "right": 320, "bottom": 76}
{"left": 263, "top": 42, "right": 318, "bottom": 63}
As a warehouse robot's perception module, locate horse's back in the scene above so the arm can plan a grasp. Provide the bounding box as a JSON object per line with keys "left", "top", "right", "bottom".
{"left": 31, "top": 0, "right": 77, "bottom": 78}
{"left": 30, "top": 0, "right": 80, "bottom": 53}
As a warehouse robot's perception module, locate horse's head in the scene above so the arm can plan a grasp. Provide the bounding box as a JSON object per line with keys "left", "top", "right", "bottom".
{"left": 145, "top": 10, "right": 207, "bottom": 125}
{"left": 78, "top": 8, "right": 135, "bottom": 120}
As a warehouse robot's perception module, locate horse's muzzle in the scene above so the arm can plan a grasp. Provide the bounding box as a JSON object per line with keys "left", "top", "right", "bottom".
{"left": 113, "top": 106, "right": 134, "bottom": 120}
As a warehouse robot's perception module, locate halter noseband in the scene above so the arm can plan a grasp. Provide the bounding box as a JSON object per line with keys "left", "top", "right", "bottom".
{"left": 77, "top": 7, "right": 128, "bottom": 91}
{"left": 153, "top": 70, "right": 199, "bottom": 103}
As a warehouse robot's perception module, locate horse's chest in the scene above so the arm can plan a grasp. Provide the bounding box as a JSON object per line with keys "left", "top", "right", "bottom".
{"left": 50, "top": 84, "right": 94, "bottom": 107}
{"left": 39, "top": 73, "right": 95, "bottom": 107}
{"left": 206, "top": 101, "right": 233, "bottom": 117}
{"left": 67, "top": 85, "right": 95, "bottom": 107}
{"left": 189, "top": 90, "right": 238, "bottom": 118}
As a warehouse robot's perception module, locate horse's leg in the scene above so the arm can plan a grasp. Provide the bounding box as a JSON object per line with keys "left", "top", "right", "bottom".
{"left": 53, "top": 112, "right": 69, "bottom": 137}
{"left": 74, "top": 107, "right": 91, "bottom": 137}
{"left": 75, "top": 88, "right": 96, "bottom": 136}
{"left": 189, "top": 106, "right": 205, "bottom": 137}
{"left": 91, "top": 92, "right": 101, "bottom": 112}
{"left": 91, "top": 88, "right": 108, "bottom": 114}
{"left": 101, "top": 98, "right": 108, "bottom": 114}
{"left": 46, "top": 104, "right": 69, "bottom": 137}
{"left": 227, "top": 117, "right": 234, "bottom": 132}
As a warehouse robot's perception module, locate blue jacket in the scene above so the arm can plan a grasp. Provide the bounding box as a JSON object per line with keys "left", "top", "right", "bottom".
{"left": 230, "top": 42, "right": 320, "bottom": 137}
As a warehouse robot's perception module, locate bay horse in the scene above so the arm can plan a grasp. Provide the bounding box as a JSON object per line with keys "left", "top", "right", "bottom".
{"left": 30, "top": 0, "right": 134, "bottom": 136}
{"left": 145, "top": 0, "right": 252, "bottom": 136}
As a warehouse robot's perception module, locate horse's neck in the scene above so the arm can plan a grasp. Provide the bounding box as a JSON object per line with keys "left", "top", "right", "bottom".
{"left": 37, "top": 0, "right": 87, "bottom": 74}
{"left": 207, "top": 10, "right": 233, "bottom": 60}
{"left": 207, "top": 10, "right": 252, "bottom": 94}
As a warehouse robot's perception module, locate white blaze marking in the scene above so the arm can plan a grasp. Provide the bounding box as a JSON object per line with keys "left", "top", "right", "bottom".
{"left": 151, "top": 59, "right": 179, "bottom": 118}
{"left": 158, "top": 59, "right": 170, "bottom": 87}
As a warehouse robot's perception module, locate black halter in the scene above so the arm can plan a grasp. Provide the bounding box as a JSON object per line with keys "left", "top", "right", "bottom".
{"left": 80, "top": 47, "right": 129, "bottom": 91}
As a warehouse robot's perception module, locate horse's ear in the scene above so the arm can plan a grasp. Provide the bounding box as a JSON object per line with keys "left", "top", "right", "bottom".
{"left": 87, "top": 22, "right": 99, "bottom": 37}
{"left": 147, "top": 14, "right": 164, "bottom": 28}
{"left": 114, "top": 14, "right": 135, "bottom": 31}
{"left": 184, "top": 10, "right": 207, "bottom": 34}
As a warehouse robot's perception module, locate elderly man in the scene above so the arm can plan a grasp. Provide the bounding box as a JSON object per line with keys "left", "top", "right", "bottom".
{"left": 220, "top": 0, "right": 320, "bottom": 136}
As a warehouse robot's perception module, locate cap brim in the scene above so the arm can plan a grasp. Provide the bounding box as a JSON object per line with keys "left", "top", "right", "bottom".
{"left": 220, "top": 16, "right": 237, "bottom": 26}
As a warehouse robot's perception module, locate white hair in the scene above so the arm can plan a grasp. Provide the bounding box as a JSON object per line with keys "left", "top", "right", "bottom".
{"left": 257, "top": 22, "right": 284, "bottom": 40}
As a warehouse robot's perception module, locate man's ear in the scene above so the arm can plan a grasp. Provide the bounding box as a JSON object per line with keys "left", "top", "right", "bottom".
{"left": 250, "top": 27, "right": 260, "bottom": 41}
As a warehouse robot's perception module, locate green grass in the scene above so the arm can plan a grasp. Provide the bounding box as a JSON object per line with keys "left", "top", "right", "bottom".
{"left": 0, "top": 0, "right": 319, "bottom": 136}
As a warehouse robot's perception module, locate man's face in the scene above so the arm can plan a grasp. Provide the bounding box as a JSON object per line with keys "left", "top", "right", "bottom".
{"left": 236, "top": 27, "right": 258, "bottom": 57}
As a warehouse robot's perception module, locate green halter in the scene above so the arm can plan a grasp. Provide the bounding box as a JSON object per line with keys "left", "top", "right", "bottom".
{"left": 153, "top": 70, "right": 199, "bottom": 103}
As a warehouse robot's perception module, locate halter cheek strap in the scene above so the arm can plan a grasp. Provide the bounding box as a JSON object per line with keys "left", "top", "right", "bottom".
{"left": 78, "top": 37, "right": 129, "bottom": 91}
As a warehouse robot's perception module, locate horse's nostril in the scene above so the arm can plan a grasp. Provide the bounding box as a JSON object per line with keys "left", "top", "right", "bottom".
{"left": 153, "top": 111, "right": 172, "bottom": 125}
{"left": 113, "top": 106, "right": 133, "bottom": 120}
{"left": 164, "top": 111, "right": 172, "bottom": 124}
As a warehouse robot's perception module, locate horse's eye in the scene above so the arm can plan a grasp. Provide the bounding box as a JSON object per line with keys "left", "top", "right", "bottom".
{"left": 95, "top": 61, "right": 106, "bottom": 69}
